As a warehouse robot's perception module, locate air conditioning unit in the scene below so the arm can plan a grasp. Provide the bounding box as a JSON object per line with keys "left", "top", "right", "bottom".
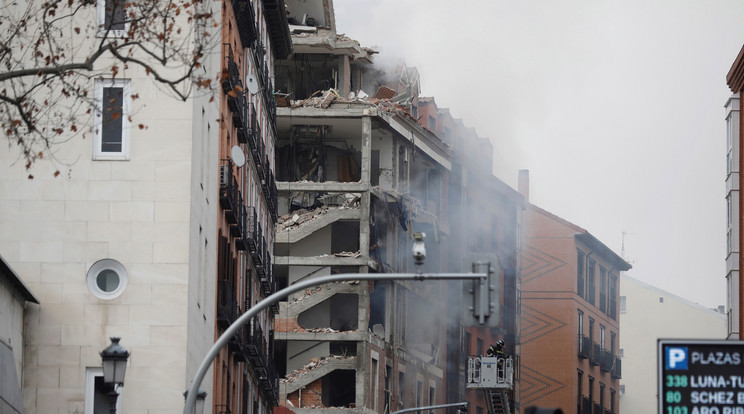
{"left": 220, "top": 165, "right": 230, "bottom": 188}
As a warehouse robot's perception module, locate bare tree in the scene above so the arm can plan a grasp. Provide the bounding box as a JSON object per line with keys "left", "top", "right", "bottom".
{"left": 0, "top": 0, "right": 218, "bottom": 175}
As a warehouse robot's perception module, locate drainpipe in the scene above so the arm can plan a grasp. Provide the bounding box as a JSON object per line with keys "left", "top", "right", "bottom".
{"left": 739, "top": 92, "right": 744, "bottom": 339}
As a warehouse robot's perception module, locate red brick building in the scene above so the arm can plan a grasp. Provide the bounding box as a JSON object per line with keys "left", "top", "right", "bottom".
{"left": 518, "top": 171, "right": 630, "bottom": 413}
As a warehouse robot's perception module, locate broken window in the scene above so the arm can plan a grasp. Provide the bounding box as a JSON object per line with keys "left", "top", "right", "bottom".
{"left": 369, "top": 282, "right": 388, "bottom": 339}
{"left": 323, "top": 370, "right": 356, "bottom": 407}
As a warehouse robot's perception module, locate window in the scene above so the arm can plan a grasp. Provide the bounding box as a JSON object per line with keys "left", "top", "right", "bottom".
{"left": 428, "top": 385, "right": 435, "bottom": 414}
{"left": 588, "top": 318, "right": 594, "bottom": 341}
{"left": 599, "top": 266, "right": 607, "bottom": 312}
{"left": 416, "top": 380, "right": 422, "bottom": 407}
{"left": 97, "top": 0, "right": 128, "bottom": 36}
{"left": 86, "top": 259, "right": 128, "bottom": 300}
{"left": 577, "top": 370, "right": 583, "bottom": 413}
{"left": 464, "top": 331, "right": 471, "bottom": 355}
{"left": 600, "top": 325, "right": 605, "bottom": 349}
{"left": 85, "top": 367, "right": 121, "bottom": 413}
{"left": 610, "top": 332, "right": 616, "bottom": 355}
{"left": 619, "top": 296, "right": 626, "bottom": 313}
{"left": 577, "top": 250, "right": 585, "bottom": 297}
{"left": 476, "top": 338, "right": 484, "bottom": 356}
{"left": 428, "top": 115, "right": 436, "bottom": 130}
{"left": 608, "top": 275, "right": 618, "bottom": 319}
{"left": 399, "top": 371, "right": 405, "bottom": 407}
{"left": 578, "top": 309, "right": 584, "bottom": 336}
{"left": 94, "top": 79, "right": 131, "bottom": 160}
{"left": 610, "top": 388, "right": 616, "bottom": 414}
{"left": 371, "top": 357, "right": 379, "bottom": 411}
{"left": 586, "top": 258, "right": 596, "bottom": 305}
{"left": 385, "top": 365, "right": 392, "bottom": 414}
{"left": 600, "top": 383, "right": 605, "bottom": 411}
{"left": 588, "top": 376, "right": 595, "bottom": 404}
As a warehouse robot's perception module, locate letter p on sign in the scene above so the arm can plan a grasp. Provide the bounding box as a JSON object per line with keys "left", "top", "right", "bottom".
{"left": 666, "top": 347, "right": 688, "bottom": 370}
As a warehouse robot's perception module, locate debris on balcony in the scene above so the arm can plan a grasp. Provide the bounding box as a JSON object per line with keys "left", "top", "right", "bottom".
{"left": 289, "top": 280, "right": 360, "bottom": 304}
{"left": 277, "top": 194, "right": 361, "bottom": 233}
{"left": 281, "top": 355, "right": 355, "bottom": 383}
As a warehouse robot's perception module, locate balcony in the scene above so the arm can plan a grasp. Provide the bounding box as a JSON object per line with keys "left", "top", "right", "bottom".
{"left": 231, "top": 0, "right": 257, "bottom": 48}
{"left": 254, "top": 237, "right": 268, "bottom": 277}
{"left": 228, "top": 315, "right": 247, "bottom": 362}
{"left": 220, "top": 160, "right": 243, "bottom": 224}
{"left": 221, "top": 45, "right": 241, "bottom": 96}
{"left": 236, "top": 206, "right": 259, "bottom": 253}
{"left": 578, "top": 334, "right": 592, "bottom": 359}
{"left": 217, "top": 279, "right": 238, "bottom": 330}
{"left": 260, "top": 356, "right": 280, "bottom": 404}
{"left": 590, "top": 343, "right": 601, "bottom": 366}
{"left": 611, "top": 357, "right": 622, "bottom": 379}
{"left": 600, "top": 349, "right": 614, "bottom": 372}
{"left": 250, "top": 223, "right": 264, "bottom": 269}
{"left": 246, "top": 319, "right": 267, "bottom": 371}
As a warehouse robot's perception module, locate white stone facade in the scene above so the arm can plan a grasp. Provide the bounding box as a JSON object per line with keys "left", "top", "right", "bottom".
{"left": 619, "top": 274, "right": 726, "bottom": 413}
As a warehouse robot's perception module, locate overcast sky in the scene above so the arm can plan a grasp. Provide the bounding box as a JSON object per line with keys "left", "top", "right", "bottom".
{"left": 334, "top": 0, "right": 744, "bottom": 308}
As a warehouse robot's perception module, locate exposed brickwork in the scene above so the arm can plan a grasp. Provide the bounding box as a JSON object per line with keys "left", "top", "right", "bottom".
{"left": 287, "top": 378, "right": 324, "bottom": 408}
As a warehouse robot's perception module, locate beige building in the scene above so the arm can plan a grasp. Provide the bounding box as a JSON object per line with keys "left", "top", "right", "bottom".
{"left": 618, "top": 274, "right": 726, "bottom": 413}
{"left": 0, "top": 1, "right": 290, "bottom": 413}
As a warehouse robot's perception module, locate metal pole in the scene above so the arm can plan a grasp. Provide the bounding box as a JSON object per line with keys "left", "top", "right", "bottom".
{"left": 183, "top": 272, "right": 486, "bottom": 413}
{"left": 391, "top": 401, "right": 468, "bottom": 414}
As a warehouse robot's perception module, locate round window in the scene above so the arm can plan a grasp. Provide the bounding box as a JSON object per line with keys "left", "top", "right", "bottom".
{"left": 87, "top": 259, "right": 128, "bottom": 300}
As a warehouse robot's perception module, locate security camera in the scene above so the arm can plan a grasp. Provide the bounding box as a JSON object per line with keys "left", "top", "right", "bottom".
{"left": 412, "top": 232, "right": 426, "bottom": 266}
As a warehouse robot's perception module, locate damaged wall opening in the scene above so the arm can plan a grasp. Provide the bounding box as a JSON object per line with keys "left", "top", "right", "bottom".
{"left": 296, "top": 293, "right": 358, "bottom": 331}
{"left": 323, "top": 369, "right": 356, "bottom": 407}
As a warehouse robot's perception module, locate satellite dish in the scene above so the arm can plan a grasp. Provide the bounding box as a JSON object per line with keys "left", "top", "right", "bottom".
{"left": 231, "top": 145, "right": 246, "bottom": 168}
{"left": 246, "top": 75, "right": 259, "bottom": 95}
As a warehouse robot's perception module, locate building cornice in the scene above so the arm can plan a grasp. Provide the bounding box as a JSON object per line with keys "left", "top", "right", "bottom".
{"left": 727, "top": 44, "right": 744, "bottom": 92}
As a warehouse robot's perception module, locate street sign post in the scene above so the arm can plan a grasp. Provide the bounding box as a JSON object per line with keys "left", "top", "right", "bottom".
{"left": 658, "top": 339, "right": 744, "bottom": 414}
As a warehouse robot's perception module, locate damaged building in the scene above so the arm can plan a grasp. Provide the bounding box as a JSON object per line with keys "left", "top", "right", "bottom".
{"left": 270, "top": 1, "right": 525, "bottom": 413}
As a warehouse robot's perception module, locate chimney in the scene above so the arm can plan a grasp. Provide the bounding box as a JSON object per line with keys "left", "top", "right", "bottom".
{"left": 518, "top": 169, "right": 530, "bottom": 202}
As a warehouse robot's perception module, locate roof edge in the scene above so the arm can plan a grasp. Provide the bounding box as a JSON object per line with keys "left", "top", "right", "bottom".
{"left": 0, "top": 254, "right": 39, "bottom": 304}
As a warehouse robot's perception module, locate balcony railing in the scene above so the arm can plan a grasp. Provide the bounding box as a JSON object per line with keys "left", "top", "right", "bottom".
{"left": 228, "top": 312, "right": 246, "bottom": 361}
{"left": 217, "top": 279, "right": 238, "bottom": 330}
{"left": 231, "top": 0, "right": 257, "bottom": 48}
{"left": 250, "top": 223, "right": 264, "bottom": 269}
{"left": 590, "top": 343, "right": 601, "bottom": 366}
{"left": 246, "top": 319, "right": 267, "bottom": 370}
{"left": 260, "top": 356, "right": 280, "bottom": 404}
{"left": 236, "top": 206, "right": 259, "bottom": 253}
{"left": 578, "top": 334, "right": 592, "bottom": 359}
{"left": 611, "top": 357, "right": 622, "bottom": 379}
{"left": 219, "top": 160, "right": 241, "bottom": 225}
{"left": 600, "top": 349, "right": 613, "bottom": 372}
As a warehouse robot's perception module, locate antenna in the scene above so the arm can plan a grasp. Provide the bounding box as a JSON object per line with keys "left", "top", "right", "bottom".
{"left": 621, "top": 231, "right": 634, "bottom": 262}
{"left": 245, "top": 75, "right": 259, "bottom": 95}
{"left": 231, "top": 145, "right": 245, "bottom": 168}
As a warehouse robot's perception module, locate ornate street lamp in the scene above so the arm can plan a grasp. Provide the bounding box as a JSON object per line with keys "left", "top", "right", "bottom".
{"left": 183, "top": 389, "right": 207, "bottom": 414}
{"left": 100, "top": 337, "right": 130, "bottom": 414}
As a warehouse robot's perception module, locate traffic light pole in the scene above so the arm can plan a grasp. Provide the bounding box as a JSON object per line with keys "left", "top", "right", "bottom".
{"left": 183, "top": 271, "right": 488, "bottom": 414}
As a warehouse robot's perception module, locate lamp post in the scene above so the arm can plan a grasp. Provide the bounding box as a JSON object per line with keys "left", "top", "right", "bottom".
{"left": 100, "top": 337, "right": 130, "bottom": 414}
{"left": 183, "top": 389, "right": 207, "bottom": 414}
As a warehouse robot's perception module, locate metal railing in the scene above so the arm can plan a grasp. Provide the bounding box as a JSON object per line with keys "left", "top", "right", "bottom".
{"left": 578, "top": 334, "right": 592, "bottom": 359}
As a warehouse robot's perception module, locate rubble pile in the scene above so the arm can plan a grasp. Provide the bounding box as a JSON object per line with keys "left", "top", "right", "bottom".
{"left": 290, "top": 87, "right": 418, "bottom": 121}
{"left": 277, "top": 194, "right": 361, "bottom": 233}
